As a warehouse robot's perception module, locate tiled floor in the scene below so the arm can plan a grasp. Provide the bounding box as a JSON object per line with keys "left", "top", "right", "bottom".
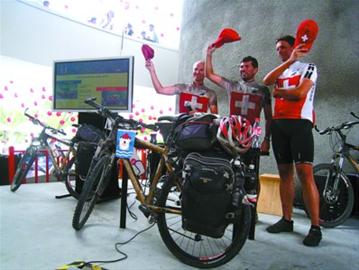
{"left": 1, "top": 182, "right": 358, "bottom": 270}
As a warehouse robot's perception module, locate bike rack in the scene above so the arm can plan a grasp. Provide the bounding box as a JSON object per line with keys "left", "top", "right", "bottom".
{"left": 7, "top": 146, "right": 65, "bottom": 185}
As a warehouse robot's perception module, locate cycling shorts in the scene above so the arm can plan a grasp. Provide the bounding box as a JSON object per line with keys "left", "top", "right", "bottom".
{"left": 271, "top": 119, "right": 314, "bottom": 164}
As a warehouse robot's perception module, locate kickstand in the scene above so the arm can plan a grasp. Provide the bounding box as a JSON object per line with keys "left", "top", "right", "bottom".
{"left": 55, "top": 194, "right": 72, "bottom": 199}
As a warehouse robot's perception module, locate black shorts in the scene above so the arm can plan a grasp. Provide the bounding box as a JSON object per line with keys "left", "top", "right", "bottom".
{"left": 271, "top": 119, "right": 314, "bottom": 164}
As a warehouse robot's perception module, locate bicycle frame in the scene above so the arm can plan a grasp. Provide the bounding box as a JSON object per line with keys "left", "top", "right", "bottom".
{"left": 121, "top": 137, "right": 179, "bottom": 214}
{"left": 317, "top": 117, "right": 359, "bottom": 203}
{"left": 30, "top": 128, "right": 75, "bottom": 178}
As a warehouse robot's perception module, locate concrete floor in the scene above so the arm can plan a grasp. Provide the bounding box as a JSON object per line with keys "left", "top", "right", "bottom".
{"left": 1, "top": 182, "right": 358, "bottom": 270}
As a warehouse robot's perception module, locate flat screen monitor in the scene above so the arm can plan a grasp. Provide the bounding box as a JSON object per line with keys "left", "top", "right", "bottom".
{"left": 53, "top": 56, "right": 134, "bottom": 112}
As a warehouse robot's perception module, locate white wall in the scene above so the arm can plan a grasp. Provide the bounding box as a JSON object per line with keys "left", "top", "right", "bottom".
{"left": 0, "top": 0, "right": 179, "bottom": 88}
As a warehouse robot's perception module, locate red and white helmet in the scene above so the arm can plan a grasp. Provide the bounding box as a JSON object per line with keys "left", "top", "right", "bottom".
{"left": 217, "top": 115, "right": 253, "bottom": 155}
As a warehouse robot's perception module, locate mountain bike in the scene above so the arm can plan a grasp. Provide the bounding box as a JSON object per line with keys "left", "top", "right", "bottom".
{"left": 10, "top": 109, "right": 79, "bottom": 198}
{"left": 312, "top": 112, "right": 359, "bottom": 227}
{"left": 72, "top": 97, "right": 251, "bottom": 268}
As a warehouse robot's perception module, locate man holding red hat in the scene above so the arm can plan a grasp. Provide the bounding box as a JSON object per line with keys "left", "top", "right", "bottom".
{"left": 206, "top": 45, "right": 272, "bottom": 153}
{"left": 206, "top": 44, "right": 272, "bottom": 231}
{"left": 145, "top": 59, "right": 218, "bottom": 114}
{"left": 263, "top": 35, "right": 322, "bottom": 247}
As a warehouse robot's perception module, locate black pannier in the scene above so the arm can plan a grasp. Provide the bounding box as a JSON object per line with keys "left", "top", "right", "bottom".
{"left": 181, "top": 152, "right": 234, "bottom": 238}
{"left": 173, "top": 114, "right": 218, "bottom": 151}
{"left": 75, "top": 141, "right": 120, "bottom": 200}
{"left": 73, "top": 124, "right": 105, "bottom": 143}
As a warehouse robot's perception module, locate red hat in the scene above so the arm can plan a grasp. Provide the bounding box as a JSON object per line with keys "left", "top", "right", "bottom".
{"left": 141, "top": 44, "right": 154, "bottom": 60}
{"left": 212, "top": 28, "right": 241, "bottom": 48}
{"left": 294, "top": 19, "right": 319, "bottom": 51}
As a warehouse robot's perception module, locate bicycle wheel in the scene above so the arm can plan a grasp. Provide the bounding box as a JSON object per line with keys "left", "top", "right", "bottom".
{"left": 10, "top": 146, "right": 37, "bottom": 192}
{"left": 156, "top": 174, "right": 251, "bottom": 268}
{"left": 62, "top": 156, "right": 80, "bottom": 199}
{"left": 313, "top": 163, "right": 354, "bottom": 228}
{"left": 72, "top": 154, "right": 112, "bottom": 230}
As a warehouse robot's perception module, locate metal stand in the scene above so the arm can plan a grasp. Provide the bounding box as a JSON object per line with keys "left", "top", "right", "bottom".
{"left": 120, "top": 169, "right": 128, "bottom": 228}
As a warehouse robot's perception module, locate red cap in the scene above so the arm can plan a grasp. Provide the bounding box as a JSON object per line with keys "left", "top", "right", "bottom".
{"left": 212, "top": 28, "right": 241, "bottom": 48}
{"left": 294, "top": 19, "right": 319, "bottom": 51}
{"left": 141, "top": 44, "right": 154, "bottom": 60}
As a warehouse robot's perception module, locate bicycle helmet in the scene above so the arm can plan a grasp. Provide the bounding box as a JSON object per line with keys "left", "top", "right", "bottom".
{"left": 217, "top": 115, "right": 253, "bottom": 155}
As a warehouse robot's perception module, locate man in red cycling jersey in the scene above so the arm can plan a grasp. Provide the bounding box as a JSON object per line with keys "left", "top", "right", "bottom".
{"left": 206, "top": 45, "right": 272, "bottom": 154}
{"left": 263, "top": 35, "right": 322, "bottom": 247}
{"left": 145, "top": 60, "right": 218, "bottom": 114}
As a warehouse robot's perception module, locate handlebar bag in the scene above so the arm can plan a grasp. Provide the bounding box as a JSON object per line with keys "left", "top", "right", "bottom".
{"left": 73, "top": 124, "right": 105, "bottom": 143}
{"left": 173, "top": 114, "right": 218, "bottom": 151}
{"left": 181, "top": 152, "right": 234, "bottom": 238}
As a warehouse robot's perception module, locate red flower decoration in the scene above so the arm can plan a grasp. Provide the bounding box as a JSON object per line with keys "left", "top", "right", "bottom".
{"left": 56, "top": 112, "right": 62, "bottom": 117}
{"left": 47, "top": 111, "right": 52, "bottom": 116}
{"left": 60, "top": 120, "right": 65, "bottom": 125}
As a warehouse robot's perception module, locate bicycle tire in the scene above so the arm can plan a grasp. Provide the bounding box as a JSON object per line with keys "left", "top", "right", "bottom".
{"left": 62, "top": 157, "right": 80, "bottom": 199}
{"left": 313, "top": 163, "right": 354, "bottom": 228}
{"left": 10, "top": 146, "right": 37, "bottom": 192}
{"left": 72, "top": 154, "right": 112, "bottom": 230}
{"left": 156, "top": 174, "right": 251, "bottom": 268}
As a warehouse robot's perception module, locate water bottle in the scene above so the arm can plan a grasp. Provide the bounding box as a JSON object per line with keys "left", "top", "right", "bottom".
{"left": 232, "top": 172, "right": 245, "bottom": 207}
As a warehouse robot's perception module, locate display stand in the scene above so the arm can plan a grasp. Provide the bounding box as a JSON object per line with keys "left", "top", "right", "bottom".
{"left": 56, "top": 112, "right": 121, "bottom": 199}
{"left": 120, "top": 169, "right": 128, "bottom": 228}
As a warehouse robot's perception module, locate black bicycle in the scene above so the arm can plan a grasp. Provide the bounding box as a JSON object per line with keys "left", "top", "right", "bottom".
{"left": 312, "top": 112, "right": 359, "bottom": 227}
{"left": 10, "top": 109, "right": 79, "bottom": 198}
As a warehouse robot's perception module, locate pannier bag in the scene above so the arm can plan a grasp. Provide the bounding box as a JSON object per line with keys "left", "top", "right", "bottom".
{"left": 73, "top": 124, "right": 105, "bottom": 143}
{"left": 75, "top": 141, "right": 120, "bottom": 199}
{"left": 181, "top": 152, "right": 234, "bottom": 238}
{"left": 173, "top": 114, "right": 218, "bottom": 151}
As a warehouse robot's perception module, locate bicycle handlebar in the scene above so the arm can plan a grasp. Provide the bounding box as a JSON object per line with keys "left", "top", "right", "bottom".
{"left": 84, "top": 97, "right": 158, "bottom": 131}
{"left": 24, "top": 109, "right": 67, "bottom": 135}
{"left": 351, "top": 112, "right": 359, "bottom": 120}
{"left": 315, "top": 120, "right": 359, "bottom": 135}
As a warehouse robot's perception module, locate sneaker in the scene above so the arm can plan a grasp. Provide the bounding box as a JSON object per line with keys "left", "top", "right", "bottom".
{"left": 303, "top": 226, "right": 322, "bottom": 247}
{"left": 266, "top": 217, "right": 293, "bottom": 233}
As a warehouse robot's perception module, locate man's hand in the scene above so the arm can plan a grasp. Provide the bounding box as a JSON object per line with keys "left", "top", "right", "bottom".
{"left": 207, "top": 44, "right": 217, "bottom": 55}
{"left": 145, "top": 59, "right": 155, "bottom": 71}
{"left": 288, "top": 44, "right": 309, "bottom": 63}
{"left": 273, "top": 87, "right": 283, "bottom": 98}
{"left": 260, "top": 139, "right": 270, "bottom": 155}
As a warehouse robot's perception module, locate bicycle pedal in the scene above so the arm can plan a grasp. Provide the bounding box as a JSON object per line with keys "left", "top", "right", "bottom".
{"left": 148, "top": 213, "right": 158, "bottom": 224}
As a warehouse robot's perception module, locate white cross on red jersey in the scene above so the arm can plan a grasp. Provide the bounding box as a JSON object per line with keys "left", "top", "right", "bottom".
{"left": 179, "top": 92, "right": 209, "bottom": 113}
{"left": 274, "top": 61, "right": 317, "bottom": 123}
{"left": 230, "top": 92, "right": 262, "bottom": 124}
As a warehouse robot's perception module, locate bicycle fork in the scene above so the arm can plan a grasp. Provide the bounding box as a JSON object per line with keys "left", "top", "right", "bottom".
{"left": 324, "top": 154, "right": 345, "bottom": 204}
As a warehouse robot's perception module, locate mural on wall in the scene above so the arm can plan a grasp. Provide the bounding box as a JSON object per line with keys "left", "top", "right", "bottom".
{"left": 22, "top": 0, "right": 183, "bottom": 49}
{"left": 0, "top": 56, "right": 175, "bottom": 154}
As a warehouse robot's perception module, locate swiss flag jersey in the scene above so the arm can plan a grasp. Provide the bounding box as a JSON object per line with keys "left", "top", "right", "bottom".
{"left": 179, "top": 92, "right": 209, "bottom": 113}
{"left": 230, "top": 92, "right": 262, "bottom": 124}
{"left": 274, "top": 61, "right": 317, "bottom": 123}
